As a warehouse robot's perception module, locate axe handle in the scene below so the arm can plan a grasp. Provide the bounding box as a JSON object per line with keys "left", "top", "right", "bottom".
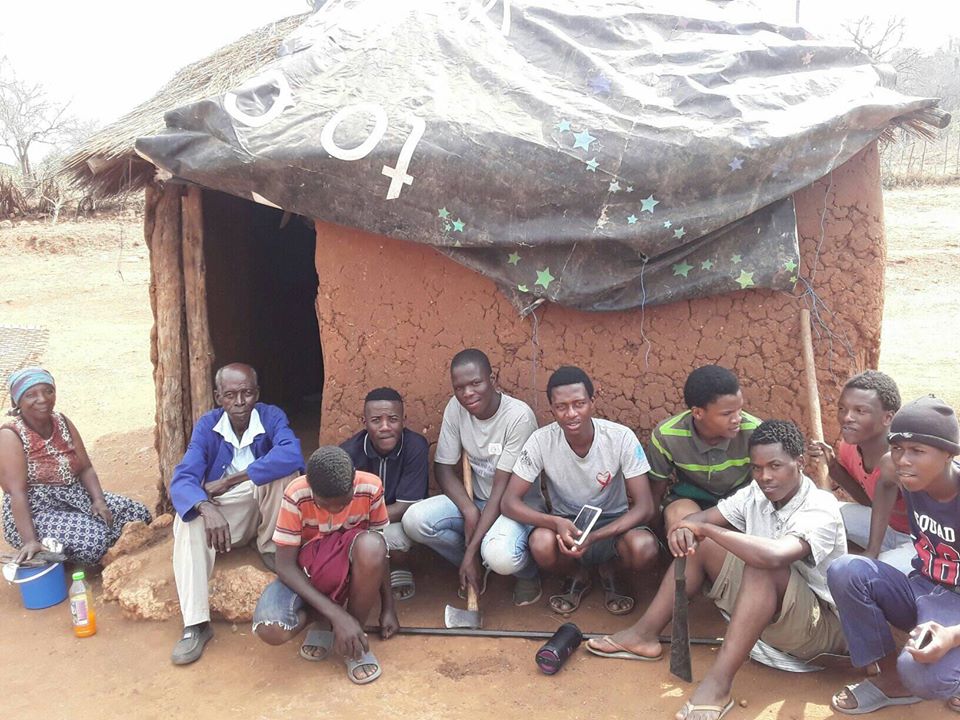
{"left": 462, "top": 454, "right": 480, "bottom": 614}
{"left": 800, "top": 308, "right": 831, "bottom": 490}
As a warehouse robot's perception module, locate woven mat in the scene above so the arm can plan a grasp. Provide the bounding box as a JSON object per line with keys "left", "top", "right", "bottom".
{"left": 0, "top": 324, "right": 49, "bottom": 408}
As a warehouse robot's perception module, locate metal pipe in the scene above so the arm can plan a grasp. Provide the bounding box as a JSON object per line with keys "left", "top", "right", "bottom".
{"left": 367, "top": 625, "right": 722, "bottom": 646}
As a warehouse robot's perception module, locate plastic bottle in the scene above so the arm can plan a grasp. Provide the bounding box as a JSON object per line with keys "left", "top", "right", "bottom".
{"left": 69, "top": 570, "right": 97, "bottom": 638}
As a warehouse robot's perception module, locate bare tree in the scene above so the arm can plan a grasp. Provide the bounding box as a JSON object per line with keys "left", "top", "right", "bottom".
{"left": 843, "top": 16, "right": 921, "bottom": 72}
{"left": 0, "top": 59, "right": 76, "bottom": 180}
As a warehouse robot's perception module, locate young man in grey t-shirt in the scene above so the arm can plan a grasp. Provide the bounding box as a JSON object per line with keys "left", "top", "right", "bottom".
{"left": 502, "top": 366, "right": 659, "bottom": 615}
{"left": 401, "top": 348, "right": 544, "bottom": 606}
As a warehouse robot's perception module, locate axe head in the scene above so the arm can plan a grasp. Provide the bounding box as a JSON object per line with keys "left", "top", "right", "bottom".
{"left": 444, "top": 603, "right": 482, "bottom": 629}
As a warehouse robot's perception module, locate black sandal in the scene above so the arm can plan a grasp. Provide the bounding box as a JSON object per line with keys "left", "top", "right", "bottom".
{"left": 600, "top": 573, "right": 635, "bottom": 615}
{"left": 549, "top": 576, "right": 592, "bottom": 614}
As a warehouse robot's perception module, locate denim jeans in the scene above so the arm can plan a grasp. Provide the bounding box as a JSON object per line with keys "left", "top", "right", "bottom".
{"left": 827, "top": 554, "right": 960, "bottom": 699}
{"left": 401, "top": 495, "right": 538, "bottom": 579}
{"left": 251, "top": 578, "right": 304, "bottom": 633}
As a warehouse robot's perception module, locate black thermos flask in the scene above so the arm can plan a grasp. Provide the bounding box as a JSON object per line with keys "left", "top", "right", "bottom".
{"left": 536, "top": 622, "right": 583, "bottom": 674}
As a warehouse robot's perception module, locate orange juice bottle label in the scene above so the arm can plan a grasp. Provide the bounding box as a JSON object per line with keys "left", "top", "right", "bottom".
{"left": 71, "top": 597, "right": 89, "bottom": 626}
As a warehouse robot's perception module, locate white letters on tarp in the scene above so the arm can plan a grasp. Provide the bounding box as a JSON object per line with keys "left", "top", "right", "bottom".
{"left": 225, "top": 76, "right": 423, "bottom": 200}
{"left": 223, "top": 71, "right": 295, "bottom": 129}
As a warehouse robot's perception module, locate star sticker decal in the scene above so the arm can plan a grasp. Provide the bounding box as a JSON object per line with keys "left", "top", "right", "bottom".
{"left": 801, "top": 51, "right": 814, "bottom": 65}
{"left": 517, "top": 284, "right": 529, "bottom": 292}
{"left": 438, "top": 207, "right": 450, "bottom": 219}
{"left": 673, "top": 227, "right": 686, "bottom": 240}
{"left": 731, "top": 253, "right": 742, "bottom": 264}
{"left": 626, "top": 185, "right": 634, "bottom": 193}
{"left": 640, "top": 194, "right": 659, "bottom": 213}
{"left": 555, "top": 119, "right": 572, "bottom": 133}
{"left": 673, "top": 261, "right": 694, "bottom": 278}
{"left": 626, "top": 214, "right": 638, "bottom": 225}
{"left": 784, "top": 259, "right": 797, "bottom": 272}
{"left": 608, "top": 180, "right": 621, "bottom": 193}
{"left": 508, "top": 252, "right": 521, "bottom": 265}
{"left": 663, "top": 220, "right": 672, "bottom": 228}
{"left": 729, "top": 156, "right": 744, "bottom": 171}
{"left": 572, "top": 130, "right": 597, "bottom": 151}
{"left": 789, "top": 275, "right": 798, "bottom": 284}
{"left": 584, "top": 158, "right": 599, "bottom": 172}
{"left": 452, "top": 219, "right": 465, "bottom": 232}
{"left": 535, "top": 267, "right": 555, "bottom": 289}
{"left": 701, "top": 259, "right": 714, "bottom": 270}
{"left": 735, "top": 270, "right": 755, "bottom": 289}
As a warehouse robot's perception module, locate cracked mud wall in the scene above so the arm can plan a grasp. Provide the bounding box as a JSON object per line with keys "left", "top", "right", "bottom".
{"left": 315, "top": 143, "right": 884, "bottom": 449}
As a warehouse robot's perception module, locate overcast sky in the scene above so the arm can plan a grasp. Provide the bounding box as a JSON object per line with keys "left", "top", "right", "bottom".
{"left": 0, "top": 0, "right": 956, "bottom": 164}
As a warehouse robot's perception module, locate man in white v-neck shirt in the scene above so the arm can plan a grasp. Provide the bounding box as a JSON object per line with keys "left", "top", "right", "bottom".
{"left": 502, "top": 366, "right": 659, "bottom": 616}
{"left": 169, "top": 363, "right": 304, "bottom": 666}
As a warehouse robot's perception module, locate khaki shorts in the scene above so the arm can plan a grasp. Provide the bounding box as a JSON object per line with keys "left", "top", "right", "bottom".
{"left": 706, "top": 552, "right": 847, "bottom": 660}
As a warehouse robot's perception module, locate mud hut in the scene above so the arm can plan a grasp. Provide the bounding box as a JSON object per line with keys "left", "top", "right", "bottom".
{"left": 63, "top": 2, "right": 946, "bottom": 508}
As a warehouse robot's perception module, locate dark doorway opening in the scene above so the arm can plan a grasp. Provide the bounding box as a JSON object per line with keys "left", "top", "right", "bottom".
{"left": 202, "top": 189, "right": 322, "bottom": 456}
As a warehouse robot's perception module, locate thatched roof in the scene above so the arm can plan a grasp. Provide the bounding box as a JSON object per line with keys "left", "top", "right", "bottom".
{"left": 61, "top": 13, "right": 309, "bottom": 198}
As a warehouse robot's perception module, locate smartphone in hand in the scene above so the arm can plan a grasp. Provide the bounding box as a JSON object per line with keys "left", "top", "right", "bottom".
{"left": 572, "top": 505, "right": 602, "bottom": 547}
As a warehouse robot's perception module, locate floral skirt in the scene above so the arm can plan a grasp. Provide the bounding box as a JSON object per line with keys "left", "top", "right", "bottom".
{"left": 2, "top": 481, "right": 152, "bottom": 565}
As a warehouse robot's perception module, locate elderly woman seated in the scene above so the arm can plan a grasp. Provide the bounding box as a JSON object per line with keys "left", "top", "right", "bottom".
{"left": 0, "top": 368, "right": 152, "bottom": 564}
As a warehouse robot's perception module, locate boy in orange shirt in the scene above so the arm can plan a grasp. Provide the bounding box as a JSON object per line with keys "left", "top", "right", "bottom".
{"left": 808, "top": 371, "right": 913, "bottom": 573}
{"left": 252, "top": 446, "right": 398, "bottom": 684}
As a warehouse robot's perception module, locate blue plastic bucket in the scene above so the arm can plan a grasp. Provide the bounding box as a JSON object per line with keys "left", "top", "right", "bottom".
{"left": 13, "top": 562, "right": 67, "bottom": 609}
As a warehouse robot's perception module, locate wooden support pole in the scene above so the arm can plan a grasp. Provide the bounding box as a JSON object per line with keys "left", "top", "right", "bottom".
{"left": 800, "top": 308, "right": 831, "bottom": 490}
{"left": 150, "top": 183, "right": 190, "bottom": 505}
{"left": 143, "top": 185, "right": 168, "bottom": 515}
{"left": 182, "top": 186, "right": 215, "bottom": 424}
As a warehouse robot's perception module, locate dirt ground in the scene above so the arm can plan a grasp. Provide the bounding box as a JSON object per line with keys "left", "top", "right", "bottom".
{"left": 1, "top": 187, "right": 958, "bottom": 719}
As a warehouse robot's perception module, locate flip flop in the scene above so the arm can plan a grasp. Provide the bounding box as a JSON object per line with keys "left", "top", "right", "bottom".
{"left": 299, "top": 622, "right": 334, "bottom": 662}
{"left": 676, "top": 698, "right": 734, "bottom": 720}
{"left": 586, "top": 635, "right": 662, "bottom": 661}
{"left": 600, "top": 573, "right": 635, "bottom": 615}
{"left": 390, "top": 569, "right": 416, "bottom": 601}
{"left": 549, "top": 577, "right": 592, "bottom": 614}
{"left": 345, "top": 649, "right": 382, "bottom": 685}
{"left": 831, "top": 679, "right": 922, "bottom": 715}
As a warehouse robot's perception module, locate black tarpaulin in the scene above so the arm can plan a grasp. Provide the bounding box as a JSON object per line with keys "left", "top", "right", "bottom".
{"left": 136, "top": 0, "right": 938, "bottom": 311}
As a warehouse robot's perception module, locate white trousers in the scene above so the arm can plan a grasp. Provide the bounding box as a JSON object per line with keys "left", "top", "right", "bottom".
{"left": 173, "top": 478, "right": 288, "bottom": 626}
{"left": 383, "top": 521, "right": 413, "bottom": 552}
{"left": 840, "top": 502, "right": 915, "bottom": 575}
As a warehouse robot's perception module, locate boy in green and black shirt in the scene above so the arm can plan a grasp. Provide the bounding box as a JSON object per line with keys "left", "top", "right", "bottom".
{"left": 648, "top": 366, "right": 761, "bottom": 535}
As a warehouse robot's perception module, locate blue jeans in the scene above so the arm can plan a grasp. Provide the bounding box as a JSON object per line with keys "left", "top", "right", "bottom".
{"left": 251, "top": 578, "right": 304, "bottom": 633}
{"left": 827, "top": 554, "right": 960, "bottom": 699}
{"left": 401, "top": 495, "right": 538, "bottom": 580}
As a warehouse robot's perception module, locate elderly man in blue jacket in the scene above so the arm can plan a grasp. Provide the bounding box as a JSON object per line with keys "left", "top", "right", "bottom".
{"left": 169, "top": 362, "right": 304, "bottom": 665}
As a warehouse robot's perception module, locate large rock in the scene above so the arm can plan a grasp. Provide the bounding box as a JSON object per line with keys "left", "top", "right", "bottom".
{"left": 100, "top": 532, "right": 274, "bottom": 623}
{"left": 209, "top": 565, "right": 275, "bottom": 622}
{"left": 101, "top": 538, "right": 179, "bottom": 621}
{"left": 101, "top": 514, "right": 174, "bottom": 567}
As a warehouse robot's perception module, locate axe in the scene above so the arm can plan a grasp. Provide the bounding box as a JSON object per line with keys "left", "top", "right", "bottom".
{"left": 444, "top": 454, "right": 482, "bottom": 629}
{"left": 669, "top": 556, "right": 693, "bottom": 682}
